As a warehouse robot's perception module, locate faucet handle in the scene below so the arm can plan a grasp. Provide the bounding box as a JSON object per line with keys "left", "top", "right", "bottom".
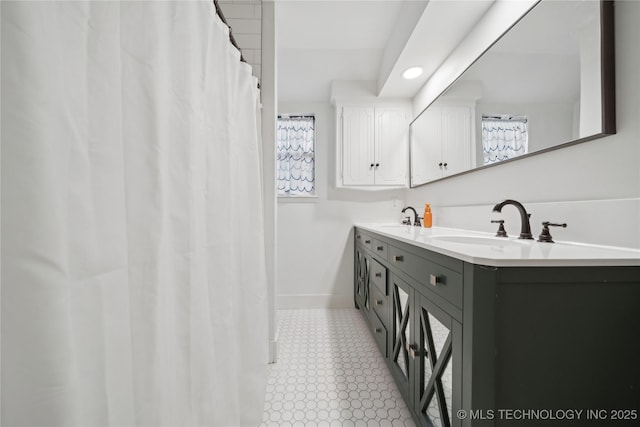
{"left": 402, "top": 216, "right": 411, "bottom": 225}
{"left": 537, "top": 221, "right": 567, "bottom": 243}
{"left": 491, "top": 219, "right": 508, "bottom": 237}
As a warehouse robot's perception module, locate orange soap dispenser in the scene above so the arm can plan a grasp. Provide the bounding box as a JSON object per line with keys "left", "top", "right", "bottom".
{"left": 423, "top": 203, "right": 432, "bottom": 228}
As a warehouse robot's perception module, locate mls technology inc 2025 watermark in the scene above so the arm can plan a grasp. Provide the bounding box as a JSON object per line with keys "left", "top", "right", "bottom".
{"left": 456, "top": 409, "right": 638, "bottom": 422}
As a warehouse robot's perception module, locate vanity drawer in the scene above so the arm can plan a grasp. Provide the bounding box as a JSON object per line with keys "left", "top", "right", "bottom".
{"left": 358, "top": 233, "right": 373, "bottom": 250}
{"left": 371, "top": 284, "right": 389, "bottom": 328}
{"left": 370, "top": 259, "right": 387, "bottom": 294}
{"left": 388, "top": 246, "right": 463, "bottom": 308}
{"left": 369, "top": 310, "right": 388, "bottom": 358}
{"left": 371, "top": 239, "right": 388, "bottom": 260}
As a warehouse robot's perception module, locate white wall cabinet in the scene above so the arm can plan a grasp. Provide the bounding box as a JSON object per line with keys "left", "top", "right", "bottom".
{"left": 410, "top": 103, "right": 474, "bottom": 185}
{"left": 338, "top": 104, "right": 410, "bottom": 187}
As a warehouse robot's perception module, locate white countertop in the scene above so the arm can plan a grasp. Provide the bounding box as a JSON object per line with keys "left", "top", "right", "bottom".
{"left": 355, "top": 223, "right": 640, "bottom": 267}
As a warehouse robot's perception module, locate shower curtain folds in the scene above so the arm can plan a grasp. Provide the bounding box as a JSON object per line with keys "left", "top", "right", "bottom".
{"left": 1, "top": 1, "right": 268, "bottom": 426}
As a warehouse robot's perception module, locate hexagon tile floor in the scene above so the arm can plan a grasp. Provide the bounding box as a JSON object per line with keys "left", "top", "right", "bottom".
{"left": 259, "top": 308, "right": 417, "bottom": 427}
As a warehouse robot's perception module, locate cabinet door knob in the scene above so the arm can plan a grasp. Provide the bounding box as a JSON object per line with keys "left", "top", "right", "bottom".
{"left": 376, "top": 246, "right": 384, "bottom": 251}
{"left": 375, "top": 163, "right": 380, "bottom": 167}
{"left": 407, "top": 343, "right": 421, "bottom": 359}
{"left": 370, "top": 163, "right": 374, "bottom": 168}
{"left": 438, "top": 162, "right": 443, "bottom": 167}
{"left": 393, "top": 255, "right": 404, "bottom": 263}
{"left": 375, "top": 272, "right": 382, "bottom": 278}
{"left": 365, "top": 240, "right": 371, "bottom": 244}
{"left": 376, "top": 300, "right": 383, "bottom": 306}
{"left": 375, "top": 327, "right": 382, "bottom": 333}
{"left": 443, "top": 162, "right": 448, "bottom": 167}
{"left": 429, "top": 274, "right": 442, "bottom": 286}
{"left": 356, "top": 234, "right": 361, "bottom": 239}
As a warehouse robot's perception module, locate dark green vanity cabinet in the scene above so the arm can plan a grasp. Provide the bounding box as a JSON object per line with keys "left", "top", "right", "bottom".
{"left": 354, "top": 227, "right": 640, "bottom": 427}
{"left": 355, "top": 228, "right": 464, "bottom": 427}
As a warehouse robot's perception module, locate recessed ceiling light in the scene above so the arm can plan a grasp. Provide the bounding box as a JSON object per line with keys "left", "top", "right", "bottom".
{"left": 402, "top": 67, "right": 423, "bottom": 80}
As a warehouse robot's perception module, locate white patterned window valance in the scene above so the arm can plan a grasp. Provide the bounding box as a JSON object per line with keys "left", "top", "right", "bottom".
{"left": 482, "top": 115, "right": 528, "bottom": 165}
{"left": 277, "top": 115, "right": 315, "bottom": 196}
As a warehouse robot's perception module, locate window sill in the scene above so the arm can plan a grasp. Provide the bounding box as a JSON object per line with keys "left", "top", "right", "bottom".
{"left": 278, "top": 195, "right": 319, "bottom": 203}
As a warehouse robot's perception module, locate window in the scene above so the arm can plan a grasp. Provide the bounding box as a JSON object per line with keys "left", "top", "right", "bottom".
{"left": 482, "top": 115, "right": 528, "bottom": 165}
{"left": 277, "top": 115, "right": 315, "bottom": 196}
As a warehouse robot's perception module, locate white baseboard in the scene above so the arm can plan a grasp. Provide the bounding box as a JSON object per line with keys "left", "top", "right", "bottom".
{"left": 277, "top": 294, "right": 355, "bottom": 309}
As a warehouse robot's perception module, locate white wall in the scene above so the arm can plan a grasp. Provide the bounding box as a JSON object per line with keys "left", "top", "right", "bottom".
{"left": 276, "top": 102, "right": 405, "bottom": 308}
{"left": 406, "top": 1, "right": 640, "bottom": 250}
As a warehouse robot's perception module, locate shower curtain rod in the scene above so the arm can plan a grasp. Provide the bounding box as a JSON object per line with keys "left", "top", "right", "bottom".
{"left": 213, "top": 0, "right": 245, "bottom": 63}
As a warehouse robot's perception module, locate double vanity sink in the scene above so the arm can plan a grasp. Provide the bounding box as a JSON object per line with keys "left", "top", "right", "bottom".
{"left": 360, "top": 223, "right": 640, "bottom": 267}
{"left": 353, "top": 222, "right": 640, "bottom": 427}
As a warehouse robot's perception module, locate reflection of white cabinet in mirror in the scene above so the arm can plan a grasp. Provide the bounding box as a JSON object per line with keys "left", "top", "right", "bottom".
{"left": 338, "top": 104, "right": 410, "bottom": 187}
{"left": 410, "top": 99, "right": 475, "bottom": 184}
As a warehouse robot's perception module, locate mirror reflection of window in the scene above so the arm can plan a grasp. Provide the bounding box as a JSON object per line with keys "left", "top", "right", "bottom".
{"left": 481, "top": 115, "right": 528, "bottom": 165}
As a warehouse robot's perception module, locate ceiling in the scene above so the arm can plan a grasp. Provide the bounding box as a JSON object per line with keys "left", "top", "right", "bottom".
{"left": 276, "top": 0, "right": 495, "bottom": 104}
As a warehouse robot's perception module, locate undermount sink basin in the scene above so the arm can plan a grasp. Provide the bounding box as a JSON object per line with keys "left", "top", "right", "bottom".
{"left": 375, "top": 224, "right": 417, "bottom": 232}
{"left": 431, "top": 235, "right": 528, "bottom": 247}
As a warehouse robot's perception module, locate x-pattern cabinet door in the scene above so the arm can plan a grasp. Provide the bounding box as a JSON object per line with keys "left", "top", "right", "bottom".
{"left": 355, "top": 248, "right": 371, "bottom": 314}
{"left": 390, "top": 274, "right": 413, "bottom": 403}
{"left": 355, "top": 248, "right": 364, "bottom": 307}
{"left": 415, "top": 293, "right": 463, "bottom": 427}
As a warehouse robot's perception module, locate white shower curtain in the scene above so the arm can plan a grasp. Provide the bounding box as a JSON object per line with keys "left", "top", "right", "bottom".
{"left": 1, "top": 2, "right": 268, "bottom": 426}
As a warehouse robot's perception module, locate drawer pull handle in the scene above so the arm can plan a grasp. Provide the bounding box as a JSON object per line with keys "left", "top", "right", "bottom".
{"left": 393, "top": 255, "right": 404, "bottom": 263}
{"left": 376, "top": 300, "right": 383, "bottom": 305}
{"left": 377, "top": 246, "right": 384, "bottom": 251}
{"left": 375, "top": 328, "right": 382, "bottom": 333}
{"left": 375, "top": 272, "right": 382, "bottom": 278}
{"left": 407, "top": 343, "right": 421, "bottom": 359}
{"left": 429, "top": 274, "right": 442, "bottom": 286}
{"left": 365, "top": 240, "right": 371, "bottom": 244}
{"left": 356, "top": 235, "right": 361, "bottom": 239}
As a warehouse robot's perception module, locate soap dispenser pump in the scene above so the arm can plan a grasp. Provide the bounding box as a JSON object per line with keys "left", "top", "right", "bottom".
{"left": 423, "top": 204, "right": 432, "bottom": 228}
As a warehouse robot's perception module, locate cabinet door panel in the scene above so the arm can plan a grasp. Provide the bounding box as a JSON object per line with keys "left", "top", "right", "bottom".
{"left": 441, "top": 106, "right": 472, "bottom": 177}
{"left": 342, "top": 106, "right": 375, "bottom": 185}
{"left": 355, "top": 248, "right": 365, "bottom": 309}
{"left": 416, "top": 295, "right": 458, "bottom": 427}
{"left": 410, "top": 106, "right": 443, "bottom": 183}
{"left": 390, "top": 274, "right": 412, "bottom": 402}
{"left": 355, "top": 249, "right": 371, "bottom": 315}
{"left": 375, "top": 107, "right": 408, "bottom": 185}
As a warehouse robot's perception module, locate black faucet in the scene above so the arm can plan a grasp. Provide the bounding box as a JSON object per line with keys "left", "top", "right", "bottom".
{"left": 492, "top": 199, "right": 533, "bottom": 239}
{"left": 401, "top": 206, "right": 421, "bottom": 227}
